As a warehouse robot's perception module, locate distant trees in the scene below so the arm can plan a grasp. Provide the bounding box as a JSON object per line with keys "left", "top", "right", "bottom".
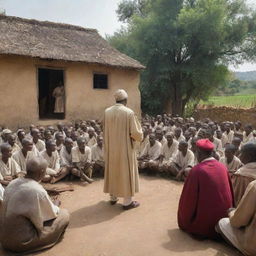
{"left": 108, "top": 0, "right": 256, "bottom": 116}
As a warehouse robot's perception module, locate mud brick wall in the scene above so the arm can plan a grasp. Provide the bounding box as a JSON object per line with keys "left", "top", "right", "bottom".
{"left": 193, "top": 106, "right": 256, "bottom": 127}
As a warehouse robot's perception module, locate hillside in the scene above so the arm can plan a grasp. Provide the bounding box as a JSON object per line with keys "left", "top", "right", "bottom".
{"left": 235, "top": 71, "right": 256, "bottom": 81}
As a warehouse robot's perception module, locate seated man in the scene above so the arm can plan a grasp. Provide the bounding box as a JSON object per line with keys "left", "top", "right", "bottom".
{"left": 242, "top": 124, "right": 254, "bottom": 145}
{"left": 174, "top": 128, "right": 185, "bottom": 142}
{"left": 31, "top": 128, "right": 45, "bottom": 153}
{"left": 155, "top": 129, "right": 167, "bottom": 146}
{"left": 178, "top": 139, "right": 233, "bottom": 239}
{"left": 167, "top": 141, "right": 194, "bottom": 180}
{"left": 232, "top": 137, "right": 242, "bottom": 157}
{"left": 59, "top": 137, "right": 74, "bottom": 173}
{"left": 232, "top": 143, "right": 256, "bottom": 206}
{"left": 55, "top": 132, "right": 64, "bottom": 153}
{"left": 71, "top": 137, "right": 94, "bottom": 183}
{"left": 219, "top": 144, "right": 242, "bottom": 175}
{"left": 87, "top": 128, "right": 97, "bottom": 148}
{"left": 137, "top": 127, "right": 149, "bottom": 157}
{"left": 0, "top": 157, "right": 69, "bottom": 253}
{"left": 159, "top": 132, "right": 178, "bottom": 173}
{"left": 91, "top": 136, "right": 104, "bottom": 177}
{"left": 40, "top": 139, "right": 69, "bottom": 184}
{"left": 217, "top": 180, "right": 256, "bottom": 256}
{"left": 138, "top": 134, "right": 162, "bottom": 173}
{"left": 13, "top": 138, "right": 35, "bottom": 174}
{"left": 0, "top": 143, "right": 21, "bottom": 186}
{"left": 7, "top": 134, "right": 20, "bottom": 154}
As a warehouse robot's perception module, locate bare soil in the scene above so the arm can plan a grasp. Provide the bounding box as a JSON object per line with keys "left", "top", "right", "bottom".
{"left": 0, "top": 176, "right": 241, "bottom": 256}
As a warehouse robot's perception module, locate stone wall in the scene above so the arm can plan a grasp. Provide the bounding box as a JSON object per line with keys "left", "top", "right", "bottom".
{"left": 193, "top": 106, "right": 256, "bottom": 126}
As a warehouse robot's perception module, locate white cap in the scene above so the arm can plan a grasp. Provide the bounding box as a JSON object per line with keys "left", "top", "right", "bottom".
{"left": 114, "top": 89, "right": 128, "bottom": 101}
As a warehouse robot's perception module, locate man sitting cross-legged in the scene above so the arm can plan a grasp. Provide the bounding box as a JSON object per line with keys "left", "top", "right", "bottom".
{"left": 59, "top": 138, "right": 74, "bottom": 175}
{"left": 167, "top": 141, "right": 194, "bottom": 181}
{"left": 138, "top": 133, "right": 162, "bottom": 174}
{"left": 178, "top": 139, "right": 233, "bottom": 239}
{"left": 159, "top": 132, "right": 178, "bottom": 174}
{"left": 219, "top": 144, "right": 242, "bottom": 176}
{"left": 217, "top": 179, "right": 256, "bottom": 256}
{"left": 0, "top": 143, "right": 21, "bottom": 186}
{"left": 71, "top": 137, "right": 94, "bottom": 183}
{"left": 91, "top": 136, "right": 104, "bottom": 177}
{"left": 0, "top": 157, "right": 70, "bottom": 253}
{"left": 40, "top": 139, "right": 69, "bottom": 184}
{"left": 232, "top": 143, "right": 256, "bottom": 206}
{"left": 13, "top": 138, "right": 35, "bottom": 175}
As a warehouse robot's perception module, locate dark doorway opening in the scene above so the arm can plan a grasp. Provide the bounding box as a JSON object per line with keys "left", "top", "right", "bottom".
{"left": 38, "top": 68, "right": 65, "bottom": 119}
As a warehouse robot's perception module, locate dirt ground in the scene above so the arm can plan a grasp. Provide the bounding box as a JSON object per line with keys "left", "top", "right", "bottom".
{"left": 0, "top": 175, "right": 241, "bottom": 256}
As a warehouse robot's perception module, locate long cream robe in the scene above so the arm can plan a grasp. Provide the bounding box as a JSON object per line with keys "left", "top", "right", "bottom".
{"left": 104, "top": 103, "right": 143, "bottom": 198}
{"left": 232, "top": 162, "right": 256, "bottom": 206}
{"left": 218, "top": 180, "right": 256, "bottom": 256}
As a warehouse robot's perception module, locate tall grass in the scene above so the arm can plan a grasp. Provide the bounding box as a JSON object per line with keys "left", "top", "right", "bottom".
{"left": 201, "top": 94, "right": 256, "bottom": 108}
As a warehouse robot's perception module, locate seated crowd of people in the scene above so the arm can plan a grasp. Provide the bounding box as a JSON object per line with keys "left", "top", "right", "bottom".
{"left": 0, "top": 121, "right": 105, "bottom": 188}
{"left": 0, "top": 114, "right": 256, "bottom": 254}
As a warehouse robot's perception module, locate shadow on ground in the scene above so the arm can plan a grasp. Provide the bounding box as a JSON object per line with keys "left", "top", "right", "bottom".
{"left": 162, "top": 228, "right": 242, "bottom": 256}
{"left": 69, "top": 200, "right": 123, "bottom": 228}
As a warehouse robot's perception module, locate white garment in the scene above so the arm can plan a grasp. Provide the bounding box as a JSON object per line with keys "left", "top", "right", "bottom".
{"left": 40, "top": 150, "right": 60, "bottom": 176}
{"left": 220, "top": 156, "right": 242, "bottom": 174}
{"left": 87, "top": 136, "right": 97, "bottom": 148}
{"left": 141, "top": 141, "right": 162, "bottom": 161}
{"left": 0, "top": 157, "right": 21, "bottom": 180}
{"left": 59, "top": 147, "right": 72, "bottom": 167}
{"left": 170, "top": 149, "right": 195, "bottom": 169}
{"left": 0, "top": 184, "right": 4, "bottom": 201}
{"left": 161, "top": 140, "right": 178, "bottom": 163}
{"left": 34, "top": 139, "right": 46, "bottom": 152}
{"left": 72, "top": 146, "right": 91, "bottom": 169}
{"left": 3, "top": 178, "right": 59, "bottom": 231}
{"left": 175, "top": 135, "right": 185, "bottom": 142}
{"left": 224, "top": 131, "right": 234, "bottom": 144}
{"left": 53, "top": 86, "right": 65, "bottom": 113}
{"left": 242, "top": 132, "right": 254, "bottom": 145}
{"left": 91, "top": 144, "right": 104, "bottom": 162}
{"left": 12, "top": 150, "right": 35, "bottom": 174}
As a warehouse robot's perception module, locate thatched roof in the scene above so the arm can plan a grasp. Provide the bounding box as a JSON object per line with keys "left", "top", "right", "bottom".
{"left": 0, "top": 15, "right": 144, "bottom": 70}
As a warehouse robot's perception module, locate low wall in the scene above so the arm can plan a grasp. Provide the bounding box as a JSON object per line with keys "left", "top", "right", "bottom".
{"left": 193, "top": 106, "right": 256, "bottom": 126}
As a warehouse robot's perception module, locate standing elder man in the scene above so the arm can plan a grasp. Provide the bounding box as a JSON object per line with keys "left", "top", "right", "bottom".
{"left": 104, "top": 89, "right": 143, "bottom": 210}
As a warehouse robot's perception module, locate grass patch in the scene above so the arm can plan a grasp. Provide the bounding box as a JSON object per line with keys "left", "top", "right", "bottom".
{"left": 201, "top": 94, "right": 256, "bottom": 108}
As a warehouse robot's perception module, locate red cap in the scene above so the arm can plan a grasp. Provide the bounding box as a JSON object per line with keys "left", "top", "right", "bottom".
{"left": 196, "top": 139, "right": 214, "bottom": 151}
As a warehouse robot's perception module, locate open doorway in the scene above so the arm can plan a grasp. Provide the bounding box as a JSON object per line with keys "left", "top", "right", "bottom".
{"left": 38, "top": 68, "right": 65, "bottom": 119}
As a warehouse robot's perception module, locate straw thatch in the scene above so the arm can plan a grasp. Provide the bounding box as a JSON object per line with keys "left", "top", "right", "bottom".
{"left": 0, "top": 15, "right": 144, "bottom": 70}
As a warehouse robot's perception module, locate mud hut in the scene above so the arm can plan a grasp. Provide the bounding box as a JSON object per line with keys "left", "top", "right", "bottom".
{"left": 0, "top": 15, "right": 144, "bottom": 127}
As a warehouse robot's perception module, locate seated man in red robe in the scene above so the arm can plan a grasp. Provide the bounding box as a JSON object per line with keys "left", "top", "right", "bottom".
{"left": 178, "top": 139, "right": 234, "bottom": 239}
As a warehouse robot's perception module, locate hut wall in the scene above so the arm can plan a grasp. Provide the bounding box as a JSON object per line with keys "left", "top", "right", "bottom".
{"left": 0, "top": 55, "right": 141, "bottom": 129}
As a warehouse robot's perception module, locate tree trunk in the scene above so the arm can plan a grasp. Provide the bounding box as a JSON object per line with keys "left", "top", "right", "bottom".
{"left": 171, "top": 81, "right": 183, "bottom": 116}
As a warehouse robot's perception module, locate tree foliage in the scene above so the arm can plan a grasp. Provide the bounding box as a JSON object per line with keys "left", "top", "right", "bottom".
{"left": 108, "top": 0, "right": 256, "bottom": 115}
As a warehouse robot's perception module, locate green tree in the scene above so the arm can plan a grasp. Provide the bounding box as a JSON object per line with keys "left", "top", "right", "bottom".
{"left": 108, "top": 0, "right": 256, "bottom": 115}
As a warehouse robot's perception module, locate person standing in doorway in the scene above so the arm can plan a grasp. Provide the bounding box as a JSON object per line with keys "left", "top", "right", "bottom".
{"left": 104, "top": 89, "right": 143, "bottom": 210}
{"left": 52, "top": 83, "right": 65, "bottom": 114}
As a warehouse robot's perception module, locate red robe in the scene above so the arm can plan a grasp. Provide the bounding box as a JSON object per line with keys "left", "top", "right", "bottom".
{"left": 178, "top": 159, "right": 234, "bottom": 239}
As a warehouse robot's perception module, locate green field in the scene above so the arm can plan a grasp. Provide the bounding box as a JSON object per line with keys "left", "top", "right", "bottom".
{"left": 201, "top": 94, "right": 256, "bottom": 108}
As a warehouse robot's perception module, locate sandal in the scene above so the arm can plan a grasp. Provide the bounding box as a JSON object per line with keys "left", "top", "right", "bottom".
{"left": 123, "top": 201, "right": 140, "bottom": 210}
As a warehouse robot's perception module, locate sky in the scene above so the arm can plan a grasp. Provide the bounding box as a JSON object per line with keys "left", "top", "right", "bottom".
{"left": 1, "top": 0, "right": 256, "bottom": 72}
